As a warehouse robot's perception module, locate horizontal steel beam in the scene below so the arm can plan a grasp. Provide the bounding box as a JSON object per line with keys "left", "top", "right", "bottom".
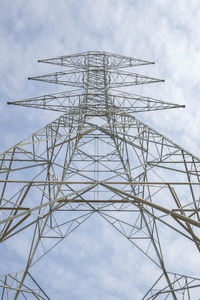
{"left": 1, "top": 180, "right": 200, "bottom": 185}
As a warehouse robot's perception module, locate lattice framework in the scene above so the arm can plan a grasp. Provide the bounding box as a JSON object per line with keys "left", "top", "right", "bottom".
{"left": 1, "top": 51, "right": 200, "bottom": 299}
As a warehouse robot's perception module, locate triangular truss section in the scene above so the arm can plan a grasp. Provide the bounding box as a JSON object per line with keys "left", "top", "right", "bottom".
{"left": 1, "top": 51, "right": 200, "bottom": 299}
{"left": 37, "top": 50, "right": 155, "bottom": 69}
{"left": 0, "top": 271, "right": 49, "bottom": 299}
{"left": 8, "top": 90, "right": 185, "bottom": 114}
{"left": 143, "top": 272, "right": 200, "bottom": 299}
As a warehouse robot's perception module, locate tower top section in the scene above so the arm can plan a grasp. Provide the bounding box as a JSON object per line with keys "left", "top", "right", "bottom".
{"left": 8, "top": 51, "right": 184, "bottom": 114}
{"left": 38, "top": 50, "right": 155, "bottom": 70}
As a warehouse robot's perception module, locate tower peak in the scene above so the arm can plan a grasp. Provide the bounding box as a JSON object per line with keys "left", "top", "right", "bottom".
{"left": 38, "top": 50, "right": 155, "bottom": 69}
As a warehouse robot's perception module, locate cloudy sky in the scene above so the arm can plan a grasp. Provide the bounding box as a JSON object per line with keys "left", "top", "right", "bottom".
{"left": 1, "top": 0, "right": 200, "bottom": 299}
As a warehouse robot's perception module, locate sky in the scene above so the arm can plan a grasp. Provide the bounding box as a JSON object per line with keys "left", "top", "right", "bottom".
{"left": 1, "top": 0, "right": 200, "bottom": 299}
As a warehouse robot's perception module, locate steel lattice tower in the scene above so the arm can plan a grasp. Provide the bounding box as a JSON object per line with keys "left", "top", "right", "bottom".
{"left": 1, "top": 51, "right": 200, "bottom": 299}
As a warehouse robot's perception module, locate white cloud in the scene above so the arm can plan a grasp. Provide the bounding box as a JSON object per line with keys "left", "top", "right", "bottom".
{"left": 1, "top": 0, "right": 200, "bottom": 298}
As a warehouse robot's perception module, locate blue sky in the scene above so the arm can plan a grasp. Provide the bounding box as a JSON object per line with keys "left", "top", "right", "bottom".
{"left": 1, "top": 0, "right": 200, "bottom": 155}
{"left": 1, "top": 0, "right": 200, "bottom": 299}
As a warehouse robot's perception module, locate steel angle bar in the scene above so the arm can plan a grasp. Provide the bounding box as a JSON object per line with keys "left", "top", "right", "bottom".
{"left": 101, "top": 183, "right": 200, "bottom": 229}
{"left": 0, "top": 183, "right": 98, "bottom": 226}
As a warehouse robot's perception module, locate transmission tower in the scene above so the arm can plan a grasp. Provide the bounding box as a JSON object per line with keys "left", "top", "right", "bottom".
{"left": 1, "top": 51, "right": 200, "bottom": 299}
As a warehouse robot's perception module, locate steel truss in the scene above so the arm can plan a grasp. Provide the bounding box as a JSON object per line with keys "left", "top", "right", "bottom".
{"left": 1, "top": 51, "right": 200, "bottom": 299}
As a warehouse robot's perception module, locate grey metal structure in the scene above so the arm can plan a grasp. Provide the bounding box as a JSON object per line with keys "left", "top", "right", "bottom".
{"left": 1, "top": 51, "right": 200, "bottom": 299}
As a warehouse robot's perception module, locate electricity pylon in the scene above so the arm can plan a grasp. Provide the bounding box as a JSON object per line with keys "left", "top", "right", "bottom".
{"left": 1, "top": 51, "right": 200, "bottom": 299}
